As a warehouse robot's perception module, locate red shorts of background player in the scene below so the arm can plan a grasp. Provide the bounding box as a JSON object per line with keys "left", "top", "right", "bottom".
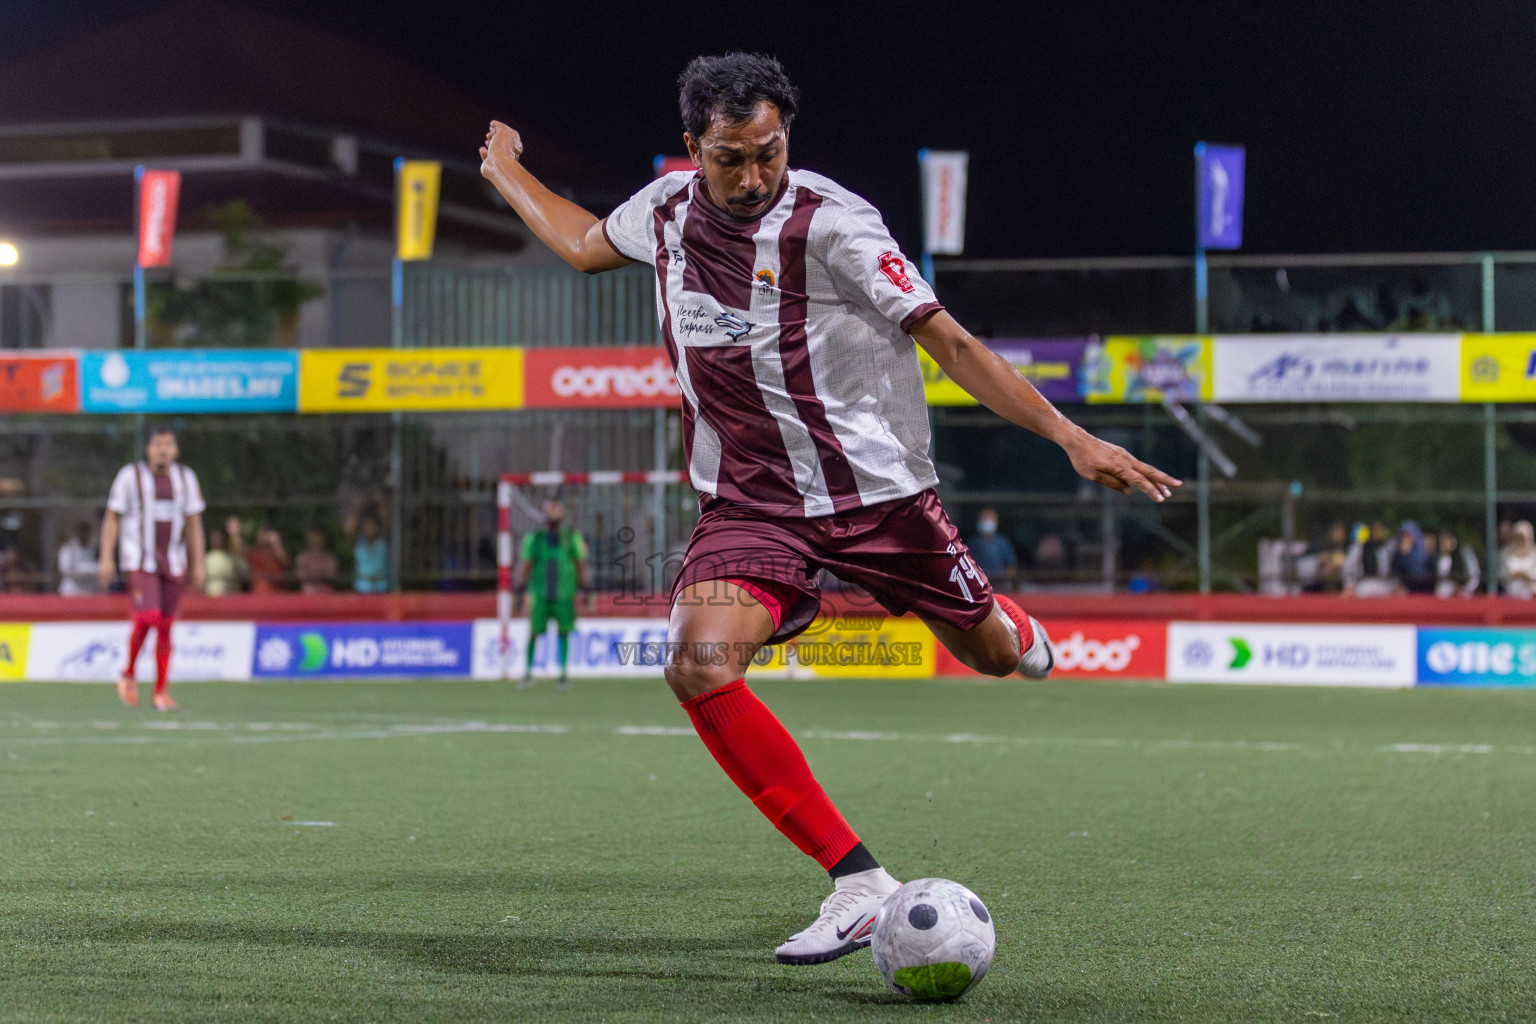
{"left": 127, "top": 570, "right": 186, "bottom": 619}
{"left": 671, "top": 488, "right": 994, "bottom": 644}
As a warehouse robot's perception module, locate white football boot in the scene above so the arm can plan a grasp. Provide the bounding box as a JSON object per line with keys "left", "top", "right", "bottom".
{"left": 1017, "top": 615, "right": 1055, "bottom": 679}
{"left": 775, "top": 867, "right": 901, "bottom": 965}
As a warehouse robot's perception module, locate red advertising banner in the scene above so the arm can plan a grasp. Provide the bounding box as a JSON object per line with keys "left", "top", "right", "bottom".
{"left": 0, "top": 354, "right": 79, "bottom": 412}
{"left": 934, "top": 617, "right": 1169, "bottom": 680}
{"left": 136, "top": 168, "right": 181, "bottom": 268}
{"left": 523, "top": 346, "right": 680, "bottom": 409}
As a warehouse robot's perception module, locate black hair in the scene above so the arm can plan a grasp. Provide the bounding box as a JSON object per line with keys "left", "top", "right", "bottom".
{"left": 143, "top": 424, "right": 175, "bottom": 447}
{"left": 678, "top": 52, "right": 799, "bottom": 142}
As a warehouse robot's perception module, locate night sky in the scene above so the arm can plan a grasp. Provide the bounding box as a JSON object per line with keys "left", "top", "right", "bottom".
{"left": 3, "top": 0, "right": 1534, "bottom": 259}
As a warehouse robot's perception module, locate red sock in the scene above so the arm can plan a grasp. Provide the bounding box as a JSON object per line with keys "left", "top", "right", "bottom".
{"left": 154, "top": 617, "right": 173, "bottom": 696}
{"left": 682, "top": 679, "right": 860, "bottom": 870}
{"left": 992, "top": 595, "right": 1037, "bottom": 664}
{"left": 126, "top": 612, "right": 156, "bottom": 678}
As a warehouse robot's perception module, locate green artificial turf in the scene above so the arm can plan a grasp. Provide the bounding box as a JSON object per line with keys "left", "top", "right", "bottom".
{"left": 2, "top": 677, "right": 1535, "bottom": 1023}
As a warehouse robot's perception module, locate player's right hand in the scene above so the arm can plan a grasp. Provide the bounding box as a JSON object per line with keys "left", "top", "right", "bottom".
{"left": 97, "top": 561, "right": 115, "bottom": 591}
{"left": 480, "top": 121, "right": 524, "bottom": 180}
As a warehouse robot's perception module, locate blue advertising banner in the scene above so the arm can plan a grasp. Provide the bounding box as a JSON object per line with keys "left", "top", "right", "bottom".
{"left": 253, "top": 622, "right": 473, "bottom": 678}
{"left": 1196, "top": 143, "right": 1245, "bottom": 250}
{"left": 80, "top": 350, "right": 299, "bottom": 413}
{"left": 1417, "top": 628, "right": 1536, "bottom": 686}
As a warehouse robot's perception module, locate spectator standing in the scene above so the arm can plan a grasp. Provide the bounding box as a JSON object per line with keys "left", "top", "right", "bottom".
{"left": 296, "top": 527, "right": 338, "bottom": 594}
{"left": 57, "top": 522, "right": 99, "bottom": 596}
{"left": 1500, "top": 521, "right": 1536, "bottom": 598}
{"left": 1435, "top": 528, "right": 1480, "bottom": 598}
{"left": 1391, "top": 521, "right": 1435, "bottom": 595}
{"left": 350, "top": 512, "right": 389, "bottom": 593}
{"left": 1303, "top": 521, "right": 1350, "bottom": 594}
{"left": 967, "top": 507, "right": 1017, "bottom": 589}
{"left": 203, "top": 523, "right": 244, "bottom": 597}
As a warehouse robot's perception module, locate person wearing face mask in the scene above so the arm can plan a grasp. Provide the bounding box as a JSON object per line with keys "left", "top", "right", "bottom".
{"left": 967, "top": 507, "right": 1017, "bottom": 590}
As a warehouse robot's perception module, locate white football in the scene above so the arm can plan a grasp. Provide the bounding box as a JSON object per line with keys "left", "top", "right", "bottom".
{"left": 870, "top": 878, "right": 996, "bottom": 1001}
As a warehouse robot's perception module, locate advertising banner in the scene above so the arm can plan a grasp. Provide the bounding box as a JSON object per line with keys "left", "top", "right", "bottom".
{"left": 935, "top": 618, "right": 1167, "bottom": 680}
{"left": 1461, "top": 334, "right": 1536, "bottom": 402}
{"left": 753, "top": 615, "right": 937, "bottom": 679}
{"left": 395, "top": 160, "right": 442, "bottom": 262}
{"left": 136, "top": 168, "right": 181, "bottom": 268}
{"left": 471, "top": 617, "right": 672, "bottom": 679}
{"left": 1085, "top": 337, "right": 1212, "bottom": 404}
{"left": 25, "top": 622, "right": 254, "bottom": 682}
{"left": 1195, "top": 143, "right": 1245, "bottom": 250}
{"left": 919, "top": 149, "right": 969, "bottom": 255}
{"left": 0, "top": 623, "right": 30, "bottom": 680}
{"left": 253, "top": 622, "right": 473, "bottom": 678}
{"left": 1417, "top": 628, "right": 1536, "bottom": 686}
{"left": 0, "top": 354, "right": 78, "bottom": 413}
{"left": 79, "top": 350, "right": 299, "bottom": 413}
{"left": 298, "top": 348, "right": 522, "bottom": 412}
{"left": 921, "top": 338, "right": 1087, "bottom": 406}
{"left": 1167, "top": 622, "right": 1416, "bottom": 687}
{"left": 1214, "top": 334, "right": 1461, "bottom": 403}
{"left": 522, "top": 347, "right": 680, "bottom": 408}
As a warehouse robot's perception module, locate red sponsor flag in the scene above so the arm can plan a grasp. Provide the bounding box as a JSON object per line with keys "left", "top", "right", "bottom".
{"left": 523, "top": 347, "right": 680, "bottom": 409}
{"left": 136, "top": 168, "right": 181, "bottom": 268}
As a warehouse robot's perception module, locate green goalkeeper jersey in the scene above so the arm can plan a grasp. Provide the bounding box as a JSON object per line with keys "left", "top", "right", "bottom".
{"left": 520, "top": 526, "right": 588, "bottom": 604}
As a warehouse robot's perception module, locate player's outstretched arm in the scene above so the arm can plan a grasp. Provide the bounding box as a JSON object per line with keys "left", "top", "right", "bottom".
{"left": 911, "top": 310, "right": 1182, "bottom": 503}
{"left": 479, "top": 121, "right": 630, "bottom": 274}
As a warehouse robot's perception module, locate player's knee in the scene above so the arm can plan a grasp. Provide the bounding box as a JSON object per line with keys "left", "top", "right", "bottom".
{"left": 973, "top": 643, "right": 1018, "bottom": 677}
{"left": 664, "top": 643, "right": 736, "bottom": 701}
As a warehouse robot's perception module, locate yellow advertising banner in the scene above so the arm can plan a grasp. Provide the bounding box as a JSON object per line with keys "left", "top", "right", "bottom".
{"left": 299, "top": 349, "right": 523, "bottom": 412}
{"left": 1084, "top": 336, "right": 1212, "bottom": 404}
{"left": 1462, "top": 334, "right": 1536, "bottom": 402}
{"left": 918, "top": 347, "right": 1081, "bottom": 406}
{"left": 0, "top": 623, "right": 31, "bottom": 680}
{"left": 395, "top": 160, "right": 442, "bottom": 262}
{"left": 750, "top": 614, "right": 936, "bottom": 679}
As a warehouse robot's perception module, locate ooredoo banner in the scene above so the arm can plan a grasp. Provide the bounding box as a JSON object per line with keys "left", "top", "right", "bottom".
{"left": 1167, "top": 622, "right": 1416, "bottom": 687}
{"left": 522, "top": 347, "right": 680, "bottom": 408}
{"left": 935, "top": 618, "right": 1167, "bottom": 680}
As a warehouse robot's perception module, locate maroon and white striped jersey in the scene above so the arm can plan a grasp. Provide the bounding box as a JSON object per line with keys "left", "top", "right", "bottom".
{"left": 603, "top": 169, "right": 943, "bottom": 518}
{"left": 107, "top": 462, "right": 205, "bottom": 576}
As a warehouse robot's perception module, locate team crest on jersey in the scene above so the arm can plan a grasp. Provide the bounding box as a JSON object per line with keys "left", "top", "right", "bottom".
{"left": 877, "top": 251, "right": 914, "bottom": 293}
{"left": 755, "top": 268, "right": 775, "bottom": 293}
{"left": 714, "top": 312, "right": 755, "bottom": 341}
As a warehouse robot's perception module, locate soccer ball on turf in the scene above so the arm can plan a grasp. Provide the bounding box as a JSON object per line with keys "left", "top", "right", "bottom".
{"left": 870, "top": 878, "right": 996, "bottom": 1001}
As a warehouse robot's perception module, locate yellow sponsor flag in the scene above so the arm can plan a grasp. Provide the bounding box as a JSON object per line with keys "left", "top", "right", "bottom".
{"left": 395, "top": 160, "right": 442, "bottom": 262}
{"left": 1462, "top": 334, "right": 1536, "bottom": 402}
{"left": 0, "top": 623, "right": 31, "bottom": 680}
{"left": 299, "top": 348, "right": 523, "bottom": 412}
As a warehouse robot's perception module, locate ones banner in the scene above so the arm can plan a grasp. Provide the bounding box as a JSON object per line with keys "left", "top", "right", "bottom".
{"left": 299, "top": 348, "right": 522, "bottom": 412}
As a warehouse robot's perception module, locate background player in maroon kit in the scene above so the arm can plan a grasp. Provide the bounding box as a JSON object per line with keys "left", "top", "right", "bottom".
{"left": 480, "top": 53, "right": 1180, "bottom": 964}
{"left": 99, "top": 427, "right": 207, "bottom": 712}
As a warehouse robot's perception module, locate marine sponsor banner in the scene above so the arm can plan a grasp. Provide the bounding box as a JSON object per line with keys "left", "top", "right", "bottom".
{"left": 471, "top": 617, "right": 671, "bottom": 679}
{"left": 253, "top": 622, "right": 473, "bottom": 678}
{"left": 934, "top": 618, "right": 1167, "bottom": 679}
{"left": 1084, "top": 337, "right": 1212, "bottom": 404}
{"left": 1416, "top": 628, "right": 1536, "bottom": 686}
{"left": 522, "top": 347, "right": 680, "bottom": 408}
{"left": 0, "top": 354, "right": 78, "bottom": 412}
{"left": 0, "top": 623, "right": 30, "bottom": 680}
{"left": 1167, "top": 622, "right": 1416, "bottom": 687}
{"left": 921, "top": 339, "right": 1087, "bottom": 406}
{"left": 80, "top": 350, "right": 298, "bottom": 413}
{"left": 298, "top": 348, "right": 522, "bottom": 412}
{"left": 1461, "top": 334, "right": 1536, "bottom": 402}
{"left": 1214, "top": 334, "right": 1461, "bottom": 403}
{"left": 24, "top": 622, "right": 254, "bottom": 682}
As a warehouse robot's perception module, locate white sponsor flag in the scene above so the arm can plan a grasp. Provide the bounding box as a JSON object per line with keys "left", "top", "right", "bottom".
{"left": 919, "top": 149, "right": 968, "bottom": 255}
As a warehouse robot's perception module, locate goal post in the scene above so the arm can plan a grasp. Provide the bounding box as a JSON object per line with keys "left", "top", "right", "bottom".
{"left": 495, "top": 470, "right": 687, "bottom": 678}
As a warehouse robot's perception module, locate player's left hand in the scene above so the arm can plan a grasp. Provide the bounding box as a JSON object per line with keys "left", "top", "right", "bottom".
{"left": 1062, "top": 431, "right": 1182, "bottom": 503}
{"left": 479, "top": 121, "right": 524, "bottom": 180}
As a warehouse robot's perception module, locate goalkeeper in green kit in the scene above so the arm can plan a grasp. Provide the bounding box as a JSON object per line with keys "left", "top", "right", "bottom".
{"left": 513, "top": 497, "right": 591, "bottom": 688}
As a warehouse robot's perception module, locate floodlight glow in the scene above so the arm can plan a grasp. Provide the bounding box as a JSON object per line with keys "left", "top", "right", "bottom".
{"left": 0, "top": 243, "right": 16, "bottom": 266}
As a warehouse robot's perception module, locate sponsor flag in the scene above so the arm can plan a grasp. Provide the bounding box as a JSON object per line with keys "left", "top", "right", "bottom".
{"left": 135, "top": 168, "right": 181, "bottom": 268}
{"left": 918, "top": 149, "right": 968, "bottom": 255}
{"left": 395, "top": 160, "right": 442, "bottom": 261}
{"left": 653, "top": 155, "right": 695, "bottom": 178}
{"left": 1195, "top": 143, "right": 1245, "bottom": 250}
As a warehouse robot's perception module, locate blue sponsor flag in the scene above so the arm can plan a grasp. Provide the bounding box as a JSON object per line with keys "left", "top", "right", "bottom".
{"left": 1195, "top": 143, "right": 1245, "bottom": 250}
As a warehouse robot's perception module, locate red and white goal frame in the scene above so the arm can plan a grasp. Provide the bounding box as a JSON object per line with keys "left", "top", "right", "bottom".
{"left": 495, "top": 470, "right": 687, "bottom": 675}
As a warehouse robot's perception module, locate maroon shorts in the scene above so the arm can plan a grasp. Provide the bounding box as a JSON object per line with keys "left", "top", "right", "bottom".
{"left": 128, "top": 571, "right": 185, "bottom": 619}
{"left": 672, "top": 488, "right": 994, "bottom": 644}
